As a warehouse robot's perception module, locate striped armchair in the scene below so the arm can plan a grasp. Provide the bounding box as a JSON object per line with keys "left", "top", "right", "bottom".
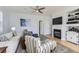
{"left": 25, "top": 35, "right": 57, "bottom": 53}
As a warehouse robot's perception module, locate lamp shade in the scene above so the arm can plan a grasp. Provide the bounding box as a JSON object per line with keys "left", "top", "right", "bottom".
{"left": 11, "top": 27, "right": 16, "bottom": 31}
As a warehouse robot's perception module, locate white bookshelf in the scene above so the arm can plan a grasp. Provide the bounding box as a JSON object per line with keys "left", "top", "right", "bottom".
{"left": 66, "top": 8, "right": 79, "bottom": 44}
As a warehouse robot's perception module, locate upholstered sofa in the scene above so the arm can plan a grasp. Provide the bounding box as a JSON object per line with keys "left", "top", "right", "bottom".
{"left": 0, "top": 32, "right": 21, "bottom": 53}
{"left": 25, "top": 35, "right": 57, "bottom": 53}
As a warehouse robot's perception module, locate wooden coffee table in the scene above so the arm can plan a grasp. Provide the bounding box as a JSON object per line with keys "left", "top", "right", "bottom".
{"left": 0, "top": 47, "right": 7, "bottom": 53}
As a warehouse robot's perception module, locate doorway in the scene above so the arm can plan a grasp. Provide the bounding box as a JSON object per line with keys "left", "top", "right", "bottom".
{"left": 39, "top": 20, "right": 44, "bottom": 35}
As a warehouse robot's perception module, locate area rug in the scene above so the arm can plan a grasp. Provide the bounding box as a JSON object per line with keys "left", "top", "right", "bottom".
{"left": 53, "top": 44, "right": 76, "bottom": 53}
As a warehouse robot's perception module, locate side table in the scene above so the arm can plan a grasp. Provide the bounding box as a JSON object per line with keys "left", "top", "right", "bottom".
{"left": 0, "top": 47, "right": 7, "bottom": 53}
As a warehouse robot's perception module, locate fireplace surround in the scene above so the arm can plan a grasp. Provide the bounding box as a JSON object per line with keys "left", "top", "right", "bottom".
{"left": 54, "top": 29, "right": 61, "bottom": 39}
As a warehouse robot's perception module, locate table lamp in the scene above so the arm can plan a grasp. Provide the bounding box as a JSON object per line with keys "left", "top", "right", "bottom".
{"left": 11, "top": 27, "right": 16, "bottom": 36}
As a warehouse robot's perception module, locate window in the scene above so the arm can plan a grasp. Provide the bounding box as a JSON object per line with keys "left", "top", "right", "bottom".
{"left": 0, "top": 11, "right": 3, "bottom": 34}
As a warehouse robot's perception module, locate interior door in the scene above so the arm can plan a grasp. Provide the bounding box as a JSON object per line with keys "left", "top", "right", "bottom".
{"left": 39, "top": 20, "right": 44, "bottom": 35}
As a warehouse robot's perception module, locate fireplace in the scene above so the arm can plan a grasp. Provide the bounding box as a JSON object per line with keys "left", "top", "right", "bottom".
{"left": 54, "top": 29, "right": 61, "bottom": 39}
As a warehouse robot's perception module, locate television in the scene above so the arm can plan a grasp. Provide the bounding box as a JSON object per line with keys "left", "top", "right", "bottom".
{"left": 52, "top": 16, "right": 62, "bottom": 25}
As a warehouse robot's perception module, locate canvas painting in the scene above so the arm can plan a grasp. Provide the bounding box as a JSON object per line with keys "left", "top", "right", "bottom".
{"left": 20, "top": 19, "right": 27, "bottom": 27}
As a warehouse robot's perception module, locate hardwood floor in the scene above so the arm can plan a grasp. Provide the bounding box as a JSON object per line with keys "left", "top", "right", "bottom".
{"left": 46, "top": 35, "right": 79, "bottom": 53}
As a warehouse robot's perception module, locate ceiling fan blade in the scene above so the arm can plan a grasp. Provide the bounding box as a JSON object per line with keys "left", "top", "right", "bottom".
{"left": 39, "top": 10, "right": 43, "bottom": 14}
{"left": 39, "top": 7, "right": 45, "bottom": 10}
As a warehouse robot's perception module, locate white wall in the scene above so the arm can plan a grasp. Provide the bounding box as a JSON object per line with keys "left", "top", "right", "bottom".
{"left": 8, "top": 12, "right": 51, "bottom": 35}
{"left": 3, "top": 11, "right": 11, "bottom": 33}
{"left": 0, "top": 9, "right": 11, "bottom": 34}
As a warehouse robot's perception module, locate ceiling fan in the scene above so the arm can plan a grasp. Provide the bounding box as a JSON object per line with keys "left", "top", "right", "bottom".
{"left": 31, "top": 6, "right": 45, "bottom": 14}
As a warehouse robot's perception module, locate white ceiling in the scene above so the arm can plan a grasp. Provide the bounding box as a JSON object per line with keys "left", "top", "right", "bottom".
{"left": 0, "top": 6, "right": 79, "bottom": 15}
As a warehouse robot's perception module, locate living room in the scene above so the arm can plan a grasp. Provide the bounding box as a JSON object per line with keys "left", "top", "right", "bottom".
{"left": 0, "top": 6, "right": 79, "bottom": 53}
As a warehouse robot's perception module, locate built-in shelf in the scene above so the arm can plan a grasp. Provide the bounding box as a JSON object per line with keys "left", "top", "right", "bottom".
{"left": 66, "top": 24, "right": 79, "bottom": 26}
{"left": 67, "top": 8, "right": 79, "bottom": 25}
{"left": 65, "top": 8, "right": 79, "bottom": 45}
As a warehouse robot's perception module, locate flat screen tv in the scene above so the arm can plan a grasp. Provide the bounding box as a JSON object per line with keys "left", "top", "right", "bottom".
{"left": 53, "top": 16, "right": 62, "bottom": 25}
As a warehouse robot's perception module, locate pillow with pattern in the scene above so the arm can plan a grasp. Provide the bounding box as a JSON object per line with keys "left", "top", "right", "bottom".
{"left": 0, "top": 36, "right": 9, "bottom": 42}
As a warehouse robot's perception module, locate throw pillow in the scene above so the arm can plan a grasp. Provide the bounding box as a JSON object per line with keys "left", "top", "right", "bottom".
{"left": 32, "top": 34, "right": 38, "bottom": 37}
{"left": 0, "top": 36, "right": 9, "bottom": 42}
